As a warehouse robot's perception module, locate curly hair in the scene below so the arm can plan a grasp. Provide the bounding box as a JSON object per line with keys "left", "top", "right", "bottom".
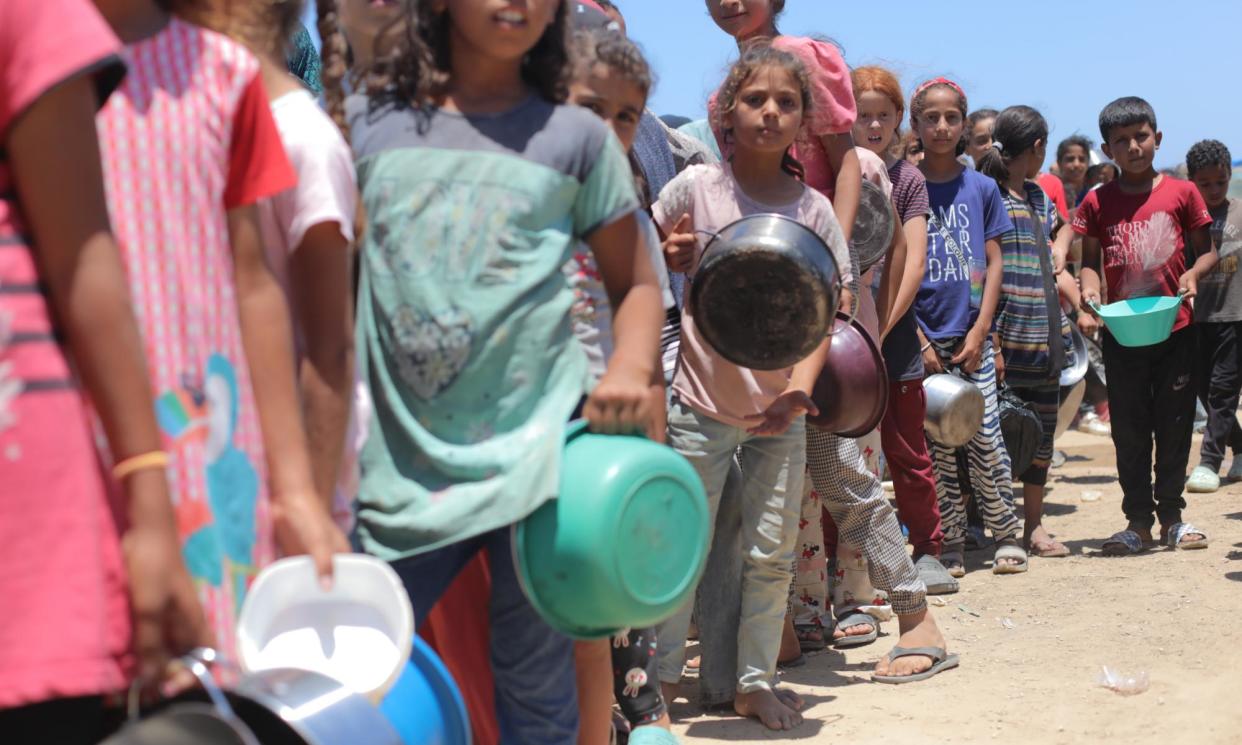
{"left": 1186, "top": 139, "right": 1232, "bottom": 178}
{"left": 570, "top": 29, "right": 653, "bottom": 97}
{"left": 317, "top": 0, "right": 351, "bottom": 136}
{"left": 713, "top": 43, "right": 812, "bottom": 179}
{"left": 370, "top": 1, "right": 571, "bottom": 109}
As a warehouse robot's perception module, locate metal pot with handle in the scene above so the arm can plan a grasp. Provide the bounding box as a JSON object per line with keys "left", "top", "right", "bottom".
{"left": 851, "top": 180, "right": 896, "bottom": 274}
{"left": 690, "top": 213, "right": 847, "bottom": 370}
{"left": 923, "top": 373, "right": 985, "bottom": 448}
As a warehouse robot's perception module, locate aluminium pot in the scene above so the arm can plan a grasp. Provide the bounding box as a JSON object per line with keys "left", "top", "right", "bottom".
{"left": 851, "top": 180, "right": 896, "bottom": 274}
{"left": 808, "top": 312, "right": 889, "bottom": 436}
{"left": 690, "top": 213, "right": 844, "bottom": 371}
{"left": 1060, "top": 324, "right": 1089, "bottom": 388}
{"left": 923, "top": 373, "right": 985, "bottom": 448}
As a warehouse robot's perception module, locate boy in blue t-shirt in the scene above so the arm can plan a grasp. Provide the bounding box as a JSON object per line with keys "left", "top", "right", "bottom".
{"left": 1074, "top": 97, "right": 1216, "bottom": 555}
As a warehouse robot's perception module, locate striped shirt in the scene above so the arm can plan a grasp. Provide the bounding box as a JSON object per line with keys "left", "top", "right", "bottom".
{"left": 996, "top": 182, "right": 1071, "bottom": 387}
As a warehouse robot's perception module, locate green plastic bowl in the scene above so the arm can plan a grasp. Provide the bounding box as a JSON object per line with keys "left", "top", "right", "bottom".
{"left": 1094, "top": 295, "right": 1184, "bottom": 348}
{"left": 514, "top": 421, "right": 709, "bottom": 640}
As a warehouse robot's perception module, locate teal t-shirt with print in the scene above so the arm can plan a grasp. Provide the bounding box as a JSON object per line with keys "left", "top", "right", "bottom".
{"left": 348, "top": 95, "right": 638, "bottom": 559}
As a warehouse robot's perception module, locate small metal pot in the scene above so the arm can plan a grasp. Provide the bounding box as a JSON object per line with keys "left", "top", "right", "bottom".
{"left": 1055, "top": 379, "right": 1086, "bottom": 441}
{"left": 851, "top": 180, "right": 896, "bottom": 274}
{"left": 691, "top": 213, "right": 844, "bottom": 370}
{"left": 923, "top": 373, "right": 985, "bottom": 447}
{"left": 229, "top": 668, "right": 404, "bottom": 745}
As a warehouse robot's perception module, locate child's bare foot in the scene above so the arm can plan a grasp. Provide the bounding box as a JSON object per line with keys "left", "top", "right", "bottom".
{"left": 734, "top": 688, "right": 803, "bottom": 731}
{"left": 873, "top": 608, "right": 947, "bottom": 680}
{"left": 1024, "top": 524, "right": 1069, "bottom": 557}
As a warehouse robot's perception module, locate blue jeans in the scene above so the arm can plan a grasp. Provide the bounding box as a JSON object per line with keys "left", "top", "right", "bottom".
{"left": 389, "top": 528, "right": 578, "bottom": 744}
{"left": 657, "top": 398, "right": 806, "bottom": 694}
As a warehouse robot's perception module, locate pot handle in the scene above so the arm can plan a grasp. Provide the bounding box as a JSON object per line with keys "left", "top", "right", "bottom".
{"left": 124, "top": 648, "right": 255, "bottom": 741}
{"left": 824, "top": 279, "right": 860, "bottom": 338}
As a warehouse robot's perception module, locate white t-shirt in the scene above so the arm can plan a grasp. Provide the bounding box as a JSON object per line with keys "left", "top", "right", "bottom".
{"left": 259, "top": 88, "right": 361, "bottom": 530}
{"left": 565, "top": 213, "right": 677, "bottom": 382}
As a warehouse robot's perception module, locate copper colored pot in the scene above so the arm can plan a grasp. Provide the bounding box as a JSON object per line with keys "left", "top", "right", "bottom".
{"left": 808, "top": 313, "right": 889, "bottom": 436}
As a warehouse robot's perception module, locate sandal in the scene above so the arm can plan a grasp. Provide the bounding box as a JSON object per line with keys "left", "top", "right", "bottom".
{"left": 833, "top": 611, "right": 879, "bottom": 649}
{"left": 794, "top": 623, "right": 828, "bottom": 652}
{"left": 992, "top": 541, "right": 1028, "bottom": 574}
{"left": 915, "top": 554, "right": 960, "bottom": 594}
{"left": 1101, "top": 529, "right": 1147, "bottom": 556}
{"left": 1163, "top": 522, "right": 1209, "bottom": 550}
{"left": 872, "top": 646, "right": 960, "bottom": 684}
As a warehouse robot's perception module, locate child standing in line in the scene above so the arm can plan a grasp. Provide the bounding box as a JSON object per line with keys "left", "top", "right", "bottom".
{"left": 563, "top": 28, "right": 680, "bottom": 745}
{"left": 1076, "top": 97, "right": 1216, "bottom": 555}
{"left": 0, "top": 1, "right": 210, "bottom": 739}
{"left": 654, "top": 46, "right": 845, "bottom": 731}
{"left": 964, "top": 108, "right": 998, "bottom": 166}
{"left": 910, "top": 78, "right": 1027, "bottom": 577}
{"left": 1184, "top": 140, "right": 1242, "bottom": 493}
{"left": 192, "top": 0, "right": 361, "bottom": 530}
{"left": 850, "top": 65, "right": 954, "bottom": 593}
{"left": 348, "top": 1, "right": 664, "bottom": 741}
{"left": 91, "top": 0, "right": 348, "bottom": 655}
{"left": 976, "top": 106, "right": 1074, "bottom": 559}
{"left": 704, "top": 0, "right": 863, "bottom": 236}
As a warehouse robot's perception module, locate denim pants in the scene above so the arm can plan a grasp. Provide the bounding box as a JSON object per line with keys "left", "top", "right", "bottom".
{"left": 656, "top": 397, "right": 806, "bottom": 695}
{"left": 390, "top": 528, "right": 578, "bottom": 744}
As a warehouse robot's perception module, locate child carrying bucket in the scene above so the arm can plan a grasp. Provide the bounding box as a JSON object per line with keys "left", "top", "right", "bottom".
{"left": 562, "top": 28, "right": 681, "bottom": 745}
{"left": 653, "top": 45, "right": 851, "bottom": 732}
{"left": 1075, "top": 97, "right": 1216, "bottom": 555}
{"left": 347, "top": 1, "right": 664, "bottom": 741}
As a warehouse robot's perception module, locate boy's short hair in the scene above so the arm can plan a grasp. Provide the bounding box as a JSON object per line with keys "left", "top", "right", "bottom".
{"left": 1098, "top": 96, "right": 1158, "bottom": 142}
{"left": 1186, "top": 139, "right": 1233, "bottom": 177}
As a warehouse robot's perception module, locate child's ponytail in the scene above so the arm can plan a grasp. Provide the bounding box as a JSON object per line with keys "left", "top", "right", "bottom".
{"left": 975, "top": 105, "right": 1048, "bottom": 193}
{"left": 317, "top": 0, "right": 350, "bottom": 137}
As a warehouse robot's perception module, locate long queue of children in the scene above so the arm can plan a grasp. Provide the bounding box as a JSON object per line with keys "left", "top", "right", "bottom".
{"left": 1, "top": 0, "right": 1236, "bottom": 743}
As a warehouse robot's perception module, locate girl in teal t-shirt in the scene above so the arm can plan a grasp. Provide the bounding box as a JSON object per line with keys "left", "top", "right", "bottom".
{"left": 348, "top": 2, "right": 663, "bottom": 741}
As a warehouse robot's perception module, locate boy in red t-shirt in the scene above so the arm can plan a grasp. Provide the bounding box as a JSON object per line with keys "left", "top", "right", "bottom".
{"left": 1074, "top": 96, "right": 1216, "bottom": 556}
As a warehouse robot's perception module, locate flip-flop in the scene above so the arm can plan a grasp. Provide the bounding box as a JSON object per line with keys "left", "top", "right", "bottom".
{"left": 794, "top": 623, "right": 829, "bottom": 652}
{"left": 872, "top": 646, "right": 960, "bottom": 684}
{"left": 915, "top": 554, "right": 960, "bottom": 594}
{"left": 941, "top": 548, "right": 966, "bottom": 578}
{"left": 992, "top": 542, "right": 1028, "bottom": 574}
{"left": 833, "top": 611, "right": 879, "bottom": 649}
{"left": 1101, "top": 529, "right": 1146, "bottom": 556}
{"left": 1163, "top": 522, "right": 1209, "bottom": 550}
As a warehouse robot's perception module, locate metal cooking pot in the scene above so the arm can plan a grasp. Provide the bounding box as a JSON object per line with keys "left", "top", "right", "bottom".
{"left": 851, "top": 180, "right": 896, "bottom": 274}
{"left": 809, "top": 312, "right": 889, "bottom": 436}
{"left": 1060, "top": 324, "right": 1089, "bottom": 388}
{"left": 1055, "top": 379, "right": 1086, "bottom": 441}
{"left": 229, "top": 668, "right": 404, "bottom": 745}
{"left": 691, "top": 213, "right": 844, "bottom": 370}
{"left": 923, "top": 373, "right": 985, "bottom": 447}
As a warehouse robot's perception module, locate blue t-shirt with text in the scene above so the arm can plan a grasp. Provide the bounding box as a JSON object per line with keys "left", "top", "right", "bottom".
{"left": 915, "top": 169, "right": 1013, "bottom": 340}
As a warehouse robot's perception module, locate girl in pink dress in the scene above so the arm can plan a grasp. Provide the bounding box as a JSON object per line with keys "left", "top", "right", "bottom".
{"left": 91, "top": 0, "right": 348, "bottom": 657}
{"left": 0, "top": 0, "right": 208, "bottom": 740}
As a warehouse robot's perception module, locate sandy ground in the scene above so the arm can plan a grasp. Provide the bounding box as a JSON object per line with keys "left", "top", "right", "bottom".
{"left": 668, "top": 430, "right": 1242, "bottom": 744}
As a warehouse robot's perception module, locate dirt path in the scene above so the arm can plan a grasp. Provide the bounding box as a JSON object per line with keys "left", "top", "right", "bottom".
{"left": 670, "top": 430, "right": 1242, "bottom": 744}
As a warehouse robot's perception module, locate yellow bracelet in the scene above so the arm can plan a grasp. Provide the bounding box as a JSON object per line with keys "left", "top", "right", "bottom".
{"left": 112, "top": 451, "right": 170, "bottom": 481}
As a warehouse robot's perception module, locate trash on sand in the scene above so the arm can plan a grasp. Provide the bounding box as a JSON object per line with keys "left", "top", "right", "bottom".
{"left": 957, "top": 605, "right": 982, "bottom": 618}
{"left": 930, "top": 597, "right": 947, "bottom": 606}
{"left": 1081, "top": 490, "right": 1102, "bottom": 502}
{"left": 1000, "top": 617, "right": 1015, "bottom": 629}
{"left": 1097, "top": 666, "right": 1149, "bottom": 696}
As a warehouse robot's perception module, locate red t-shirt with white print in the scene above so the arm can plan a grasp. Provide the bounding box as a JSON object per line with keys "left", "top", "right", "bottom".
{"left": 1072, "top": 176, "right": 1213, "bottom": 333}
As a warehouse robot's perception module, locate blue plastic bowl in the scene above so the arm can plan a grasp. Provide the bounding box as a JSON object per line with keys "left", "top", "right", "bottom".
{"left": 1094, "top": 295, "right": 1183, "bottom": 347}
{"left": 379, "top": 636, "right": 471, "bottom": 745}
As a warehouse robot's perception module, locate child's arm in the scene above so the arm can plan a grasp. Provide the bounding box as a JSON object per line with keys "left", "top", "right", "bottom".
{"left": 1077, "top": 235, "right": 1103, "bottom": 335}
{"left": 1051, "top": 217, "right": 1074, "bottom": 274}
{"left": 747, "top": 339, "right": 827, "bottom": 436}
{"left": 879, "top": 211, "right": 926, "bottom": 340}
{"left": 288, "top": 223, "right": 355, "bottom": 510}
{"left": 1180, "top": 225, "right": 1218, "bottom": 298}
{"left": 823, "top": 134, "right": 862, "bottom": 243}
{"left": 229, "top": 205, "right": 349, "bottom": 581}
{"left": 9, "top": 74, "right": 211, "bottom": 682}
{"left": 873, "top": 206, "right": 906, "bottom": 340}
{"left": 952, "top": 236, "right": 1004, "bottom": 372}
{"left": 588, "top": 212, "right": 665, "bottom": 441}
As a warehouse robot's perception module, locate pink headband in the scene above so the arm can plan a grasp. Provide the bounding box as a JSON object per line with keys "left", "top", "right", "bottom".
{"left": 914, "top": 77, "right": 967, "bottom": 107}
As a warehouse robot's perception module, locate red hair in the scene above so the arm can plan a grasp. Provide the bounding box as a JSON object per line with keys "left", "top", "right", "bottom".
{"left": 851, "top": 65, "right": 905, "bottom": 120}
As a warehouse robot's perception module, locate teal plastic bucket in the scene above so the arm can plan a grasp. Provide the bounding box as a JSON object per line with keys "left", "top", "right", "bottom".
{"left": 514, "top": 421, "right": 709, "bottom": 639}
{"left": 379, "top": 636, "right": 471, "bottom": 745}
{"left": 1094, "top": 295, "right": 1184, "bottom": 347}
